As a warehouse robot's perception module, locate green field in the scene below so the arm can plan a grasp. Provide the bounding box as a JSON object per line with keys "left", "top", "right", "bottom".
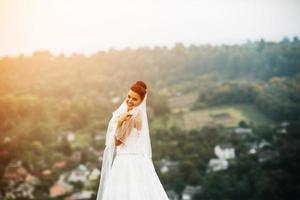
{"left": 183, "top": 104, "right": 274, "bottom": 129}
{"left": 151, "top": 104, "right": 274, "bottom": 131}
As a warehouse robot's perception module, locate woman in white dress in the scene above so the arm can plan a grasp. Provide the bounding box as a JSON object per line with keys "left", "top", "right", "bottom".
{"left": 96, "top": 81, "right": 170, "bottom": 200}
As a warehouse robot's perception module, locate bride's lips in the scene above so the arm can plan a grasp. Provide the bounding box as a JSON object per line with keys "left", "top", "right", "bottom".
{"left": 127, "top": 102, "right": 133, "bottom": 106}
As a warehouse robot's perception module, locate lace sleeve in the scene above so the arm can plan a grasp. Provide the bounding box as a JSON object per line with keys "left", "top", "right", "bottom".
{"left": 134, "top": 111, "right": 142, "bottom": 134}
{"left": 114, "top": 116, "right": 135, "bottom": 146}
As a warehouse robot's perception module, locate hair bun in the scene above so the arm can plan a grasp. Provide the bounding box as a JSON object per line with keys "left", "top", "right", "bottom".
{"left": 135, "top": 81, "right": 147, "bottom": 90}
{"left": 130, "top": 80, "right": 147, "bottom": 100}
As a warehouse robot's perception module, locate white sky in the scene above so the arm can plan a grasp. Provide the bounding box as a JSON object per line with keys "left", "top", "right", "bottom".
{"left": 0, "top": 0, "right": 299, "bottom": 56}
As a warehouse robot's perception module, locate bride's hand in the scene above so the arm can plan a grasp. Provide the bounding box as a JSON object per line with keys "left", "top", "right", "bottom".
{"left": 115, "top": 135, "right": 123, "bottom": 146}
{"left": 117, "top": 112, "right": 132, "bottom": 124}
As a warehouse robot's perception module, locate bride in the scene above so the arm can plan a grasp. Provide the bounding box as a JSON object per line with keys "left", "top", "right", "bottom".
{"left": 96, "top": 81, "right": 170, "bottom": 200}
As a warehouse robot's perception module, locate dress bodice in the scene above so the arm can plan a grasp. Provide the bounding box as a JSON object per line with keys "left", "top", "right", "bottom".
{"left": 116, "top": 127, "right": 143, "bottom": 155}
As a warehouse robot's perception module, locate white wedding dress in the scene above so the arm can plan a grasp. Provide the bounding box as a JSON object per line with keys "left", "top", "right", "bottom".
{"left": 101, "top": 127, "right": 170, "bottom": 200}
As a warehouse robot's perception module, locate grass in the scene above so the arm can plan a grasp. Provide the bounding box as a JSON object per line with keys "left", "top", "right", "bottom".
{"left": 182, "top": 104, "right": 274, "bottom": 129}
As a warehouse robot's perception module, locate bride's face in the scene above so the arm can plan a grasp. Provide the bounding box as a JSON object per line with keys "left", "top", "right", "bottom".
{"left": 126, "top": 90, "right": 142, "bottom": 109}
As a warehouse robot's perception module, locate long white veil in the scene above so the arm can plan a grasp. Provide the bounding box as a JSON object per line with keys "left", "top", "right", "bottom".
{"left": 96, "top": 93, "right": 152, "bottom": 200}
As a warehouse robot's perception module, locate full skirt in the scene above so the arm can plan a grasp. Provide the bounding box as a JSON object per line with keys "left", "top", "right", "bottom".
{"left": 101, "top": 154, "right": 169, "bottom": 200}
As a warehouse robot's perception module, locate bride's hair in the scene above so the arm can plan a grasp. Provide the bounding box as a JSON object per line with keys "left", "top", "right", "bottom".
{"left": 130, "top": 80, "right": 147, "bottom": 100}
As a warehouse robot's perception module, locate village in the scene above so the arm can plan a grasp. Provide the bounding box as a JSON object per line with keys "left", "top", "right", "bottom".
{"left": 0, "top": 120, "right": 288, "bottom": 200}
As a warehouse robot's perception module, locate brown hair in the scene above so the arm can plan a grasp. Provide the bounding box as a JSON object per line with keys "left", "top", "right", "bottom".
{"left": 130, "top": 80, "right": 147, "bottom": 100}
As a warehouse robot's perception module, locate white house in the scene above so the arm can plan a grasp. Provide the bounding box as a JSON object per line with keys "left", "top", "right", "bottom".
{"left": 68, "top": 164, "right": 90, "bottom": 183}
{"left": 258, "top": 140, "right": 271, "bottom": 149}
{"left": 207, "top": 158, "right": 229, "bottom": 173}
{"left": 234, "top": 127, "right": 253, "bottom": 134}
{"left": 277, "top": 128, "right": 287, "bottom": 134}
{"left": 15, "top": 182, "right": 35, "bottom": 199}
{"left": 182, "top": 185, "right": 202, "bottom": 200}
{"left": 65, "top": 190, "right": 94, "bottom": 200}
{"left": 159, "top": 158, "right": 179, "bottom": 174}
{"left": 234, "top": 127, "right": 253, "bottom": 139}
{"left": 214, "top": 144, "right": 235, "bottom": 160}
{"left": 57, "top": 131, "right": 76, "bottom": 142}
{"left": 249, "top": 148, "right": 256, "bottom": 154}
{"left": 280, "top": 121, "right": 290, "bottom": 127}
{"left": 247, "top": 142, "right": 259, "bottom": 154}
{"left": 88, "top": 168, "right": 101, "bottom": 181}
{"left": 206, "top": 144, "right": 235, "bottom": 173}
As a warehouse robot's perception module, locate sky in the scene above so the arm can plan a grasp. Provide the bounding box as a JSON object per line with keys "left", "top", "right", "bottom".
{"left": 0, "top": 0, "right": 299, "bottom": 56}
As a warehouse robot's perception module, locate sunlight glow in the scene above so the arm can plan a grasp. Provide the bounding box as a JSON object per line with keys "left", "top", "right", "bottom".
{"left": 0, "top": 0, "right": 299, "bottom": 56}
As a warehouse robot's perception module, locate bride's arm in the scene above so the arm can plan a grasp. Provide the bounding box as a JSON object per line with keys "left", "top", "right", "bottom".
{"left": 134, "top": 111, "right": 142, "bottom": 133}
{"left": 115, "top": 114, "right": 133, "bottom": 146}
{"left": 115, "top": 116, "right": 125, "bottom": 146}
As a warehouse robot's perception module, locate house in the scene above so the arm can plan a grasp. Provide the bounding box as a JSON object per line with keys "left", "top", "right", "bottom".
{"left": 166, "top": 190, "right": 179, "bottom": 200}
{"left": 214, "top": 144, "right": 235, "bottom": 160}
{"left": 246, "top": 142, "right": 259, "bottom": 154}
{"left": 207, "top": 158, "right": 229, "bottom": 173}
{"left": 210, "top": 113, "right": 232, "bottom": 121}
{"left": 234, "top": 127, "right": 253, "bottom": 139}
{"left": 88, "top": 168, "right": 101, "bottom": 181}
{"left": 50, "top": 174, "right": 73, "bottom": 197}
{"left": 159, "top": 158, "right": 179, "bottom": 174}
{"left": 64, "top": 190, "right": 94, "bottom": 200}
{"left": 53, "top": 161, "right": 67, "bottom": 169}
{"left": 234, "top": 127, "right": 253, "bottom": 134}
{"left": 206, "top": 144, "right": 234, "bottom": 173}
{"left": 249, "top": 139, "right": 271, "bottom": 154}
{"left": 50, "top": 182, "right": 73, "bottom": 198}
{"left": 2, "top": 191, "right": 15, "bottom": 199}
{"left": 2, "top": 162, "right": 40, "bottom": 200}
{"left": 42, "top": 169, "right": 52, "bottom": 176}
{"left": 258, "top": 139, "right": 271, "bottom": 149}
{"left": 277, "top": 128, "right": 287, "bottom": 134}
{"left": 68, "top": 164, "right": 90, "bottom": 183}
{"left": 258, "top": 150, "right": 280, "bottom": 163}
{"left": 182, "top": 185, "right": 202, "bottom": 200}
{"left": 249, "top": 148, "right": 257, "bottom": 154}
{"left": 280, "top": 121, "right": 290, "bottom": 127}
{"left": 57, "top": 131, "right": 76, "bottom": 142}
{"left": 15, "top": 182, "right": 35, "bottom": 199}
{"left": 4, "top": 160, "right": 29, "bottom": 181}
{"left": 25, "top": 174, "right": 40, "bottom": 185}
